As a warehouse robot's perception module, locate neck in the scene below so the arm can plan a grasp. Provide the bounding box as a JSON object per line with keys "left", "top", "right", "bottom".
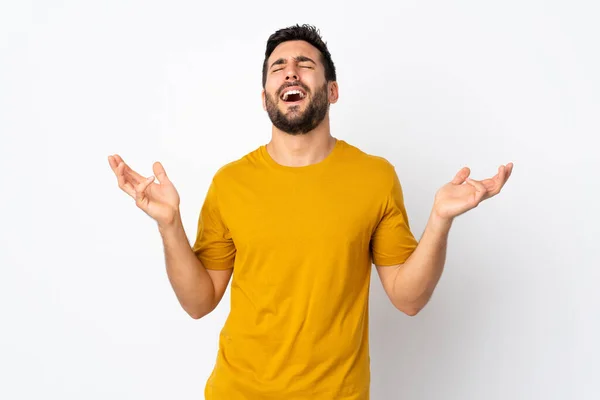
{"left": 266, "top": 114, "right": 336, "bottom": 167}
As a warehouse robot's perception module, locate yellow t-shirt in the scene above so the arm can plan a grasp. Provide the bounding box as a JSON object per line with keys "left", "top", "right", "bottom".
{"left": 192, "top": 138, "right": 418, "bottom": 400}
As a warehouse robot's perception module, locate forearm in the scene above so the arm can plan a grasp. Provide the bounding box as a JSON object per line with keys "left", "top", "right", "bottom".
{"left": 392, "top": 210, "right": 453, "bottom": 313}
{"left": 158, "top": 213, "right": 216, "bottom": 319}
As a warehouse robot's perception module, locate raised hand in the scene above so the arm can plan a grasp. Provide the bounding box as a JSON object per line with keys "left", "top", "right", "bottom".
{"left": 108, "top": 154, "right": 181, "bottom": 226}
{"left": 432, "top": 162, "right": 514, "bottom": 220}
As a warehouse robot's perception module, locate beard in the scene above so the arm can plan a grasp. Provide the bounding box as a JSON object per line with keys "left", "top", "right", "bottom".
{"left": 265, "top": 82, "right": 330, "bottom": 135}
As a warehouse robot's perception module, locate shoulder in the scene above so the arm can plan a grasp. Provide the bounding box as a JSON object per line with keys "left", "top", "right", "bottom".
{"left": 339, "top": 140, "right": 399, "bottom": 187}
{"left": 210, "top": 146, "right": 261, "bottom": 186}
{"left": 342, "top": 140, "right": 396, "bottom": 169}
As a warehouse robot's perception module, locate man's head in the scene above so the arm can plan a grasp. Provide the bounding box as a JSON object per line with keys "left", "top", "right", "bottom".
{"left": 261, "top": 24, "right": 338, "bottom": 135}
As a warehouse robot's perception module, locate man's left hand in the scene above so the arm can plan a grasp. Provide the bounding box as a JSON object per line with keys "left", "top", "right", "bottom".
{"left": 432, "top": 162, "right": 514, "bottom": 221}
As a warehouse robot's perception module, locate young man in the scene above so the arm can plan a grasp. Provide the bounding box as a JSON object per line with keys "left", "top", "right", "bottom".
{"left": 108, "top": 24, "right": 512, "bottom": 400}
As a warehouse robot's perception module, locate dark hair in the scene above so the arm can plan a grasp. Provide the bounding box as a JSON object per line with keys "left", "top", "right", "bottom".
{"left": 262, "top": 24, "right": 337, "bottom": 88}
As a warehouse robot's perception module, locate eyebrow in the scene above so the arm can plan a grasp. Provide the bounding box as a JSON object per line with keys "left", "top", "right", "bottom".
{"left": 270, "top": 56, "right": 317, "bottom": 70}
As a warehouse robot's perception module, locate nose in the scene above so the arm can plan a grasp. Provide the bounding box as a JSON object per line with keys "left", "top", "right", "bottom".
{"left": 285, "top": 66, "right": 299, "bottom": 81}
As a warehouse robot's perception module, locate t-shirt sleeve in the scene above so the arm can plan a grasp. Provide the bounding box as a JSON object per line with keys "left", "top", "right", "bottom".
{"left": 370, "top": 167, "right": 418, "bottom": 266}
{"left": 191, "top": 178, "right": 236, "bottom": 270}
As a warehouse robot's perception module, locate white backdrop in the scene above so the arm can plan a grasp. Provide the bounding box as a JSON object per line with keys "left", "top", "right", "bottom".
{"left": 1, "top": 1, "right": 598, "bottom": 399}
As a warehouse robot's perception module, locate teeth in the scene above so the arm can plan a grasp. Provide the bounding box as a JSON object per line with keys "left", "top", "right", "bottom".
{"left": 282, "top": 89, "right": 305, "bottom": 101}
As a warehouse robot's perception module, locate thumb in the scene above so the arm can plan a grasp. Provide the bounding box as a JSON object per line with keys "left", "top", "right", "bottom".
{"left": 451, "top": 167, "right": 470, "bottom": 185}
{"left": 153, "top": 161, "right": 170, "bottom": 184}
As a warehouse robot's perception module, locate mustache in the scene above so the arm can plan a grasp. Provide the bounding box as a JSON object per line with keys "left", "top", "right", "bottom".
{"left": 277, "top": 81, "right": 310, "bottom": 97}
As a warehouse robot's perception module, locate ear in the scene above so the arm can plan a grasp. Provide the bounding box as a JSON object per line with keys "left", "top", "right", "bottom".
{"left": 261, "top": 89, "right": 267, "bottom": 111}
{"left": 328, "top": 81, "right": 339, "bottom": 104}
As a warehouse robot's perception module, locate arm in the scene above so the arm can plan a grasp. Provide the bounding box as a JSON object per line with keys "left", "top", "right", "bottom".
{"left": 376, "top": 162, "right": 513, "bottom": 316}
{"left": 108, "top": 154, "right": 233, "bottom": 320}
{"left": 376, "top": 210, "right": 451, "bottom": 316}
{"left": 159, "top": 214, "right": 232, "bottom": 320}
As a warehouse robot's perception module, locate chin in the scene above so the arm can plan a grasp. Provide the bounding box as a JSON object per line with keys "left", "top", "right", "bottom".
{"left": 284, "top": 112, "right": 306, "bottom": 124}
{"left": 281, "top": 103, "right": 303, "bottom": 111}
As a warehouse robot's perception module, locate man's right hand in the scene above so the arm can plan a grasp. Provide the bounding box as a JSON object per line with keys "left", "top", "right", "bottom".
{"left": 108, "top": 154, "right": 181, "bottom": 227}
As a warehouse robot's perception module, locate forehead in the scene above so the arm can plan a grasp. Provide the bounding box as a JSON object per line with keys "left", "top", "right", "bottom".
{"left": 268, "top": 40, "right": 322, "bottom": 64}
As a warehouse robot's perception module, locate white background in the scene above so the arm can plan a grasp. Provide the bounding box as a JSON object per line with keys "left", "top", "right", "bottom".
{"left": 1, "top": 0, "right": 598, "bottom": 399}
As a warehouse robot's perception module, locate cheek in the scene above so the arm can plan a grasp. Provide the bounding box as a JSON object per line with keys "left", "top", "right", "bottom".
{"left": 264, "top": 83, "right": 280, "bottom": 100}
{"left": 265, "top": 90, "right": 277, "bottom": 103}
{"left": 265, "top": 75, "right": 283, "bottom": 90}
{"left": 264, "top": 90, "right": 281, "bottom": 107}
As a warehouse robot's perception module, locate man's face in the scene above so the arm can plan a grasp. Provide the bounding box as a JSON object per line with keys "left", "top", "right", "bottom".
{"left": 262, "top": 40, "right": 338, "bottom": 135}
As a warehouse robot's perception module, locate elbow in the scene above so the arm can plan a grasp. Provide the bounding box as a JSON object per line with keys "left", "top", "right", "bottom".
{"left": 182, "top": 294, "right": 218, "bottom": 320}
{"left": 402, "top": 306, "right": 422, "bottom": 317}
{"left": 392, "top": 290, "right": 432, "bottom": 316}
{"left": 185, "top": 303, "right": 216, "bottom": 320}
{"left": 188, "top": 311, "right": 206, "bottom": 320}
{"left": 392, "top": 299, "right": 426, "bottom": 316}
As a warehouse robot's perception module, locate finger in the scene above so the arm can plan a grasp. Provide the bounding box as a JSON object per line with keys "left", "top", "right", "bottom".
{"left": 109, "top": 154, "right": 144, "bottom": 181}
{"left": 505, "top": 162, "right": 514, "bottom": 181}
{"left": 466, "top": 178, "right": 487, "bottom": 204}
{"left": 134, "top": 176, "right": 155, "bottom": 203}
{"left": 493, "top": 164, "right": 512, "bottom": 194}
{"left": 153, "top": 161, "right": 170, "bottom": 184}
{"left": 123, "top": 167, "right": 144, "bottom": 186}
{"left": 108, "top": 155, "right": 118, "bottom": 171}
{"left": 135, "top": 175, "right": 155, "bottom": 193}
{"left": 492, "top": 165, "right": 507, "bottom": 194}
{"left": 481, "top": 165, "right": 505, "bottom": 194}
{"left": 110, "top": 154, "right": 126, "bottom": 172}
{"left": 116, "top": 162, "right": 136, "bottom": 198}
{"left": 451, "top": 167, "right": 470, "bottom": 185}
{"left": 122, "top": 165, "right": 145, "bottom": 186}
{"left": 498, "top": 164, "right": 506, "bottom": 179}
{"left": 119, "top": 161, "right": 147, "bottom": 188}
{"left": 112, "top": 154, "right": 125, "bottom": 165}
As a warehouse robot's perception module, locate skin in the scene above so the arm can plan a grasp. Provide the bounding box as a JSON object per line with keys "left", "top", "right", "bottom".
{"left": 377, "top": 163, "right": 513, "bottom": 315}
{"left": 260, "top": 40, "right": 514, "bottom": 316}
{"left": 108, "top": 39, "right": 514, "bottom": 319}
{"left": 107, "top": 155, "right": 230, "bottom": 319}
{"left": 261, "top": 40, "right": 339, "bottom": 167}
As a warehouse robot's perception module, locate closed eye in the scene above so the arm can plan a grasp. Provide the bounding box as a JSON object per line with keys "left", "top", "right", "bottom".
{"left": 272, "top": 66, "right": 311, "bottom": 72}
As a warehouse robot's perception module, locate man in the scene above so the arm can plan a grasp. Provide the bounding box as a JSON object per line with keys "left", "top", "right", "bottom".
{"left": 108, "top": 24, "right": 512, "bottom": 400}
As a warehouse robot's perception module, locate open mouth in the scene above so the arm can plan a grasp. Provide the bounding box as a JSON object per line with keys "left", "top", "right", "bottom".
{"left": 280, "top": 88, "right": 307, "bottom": 104}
